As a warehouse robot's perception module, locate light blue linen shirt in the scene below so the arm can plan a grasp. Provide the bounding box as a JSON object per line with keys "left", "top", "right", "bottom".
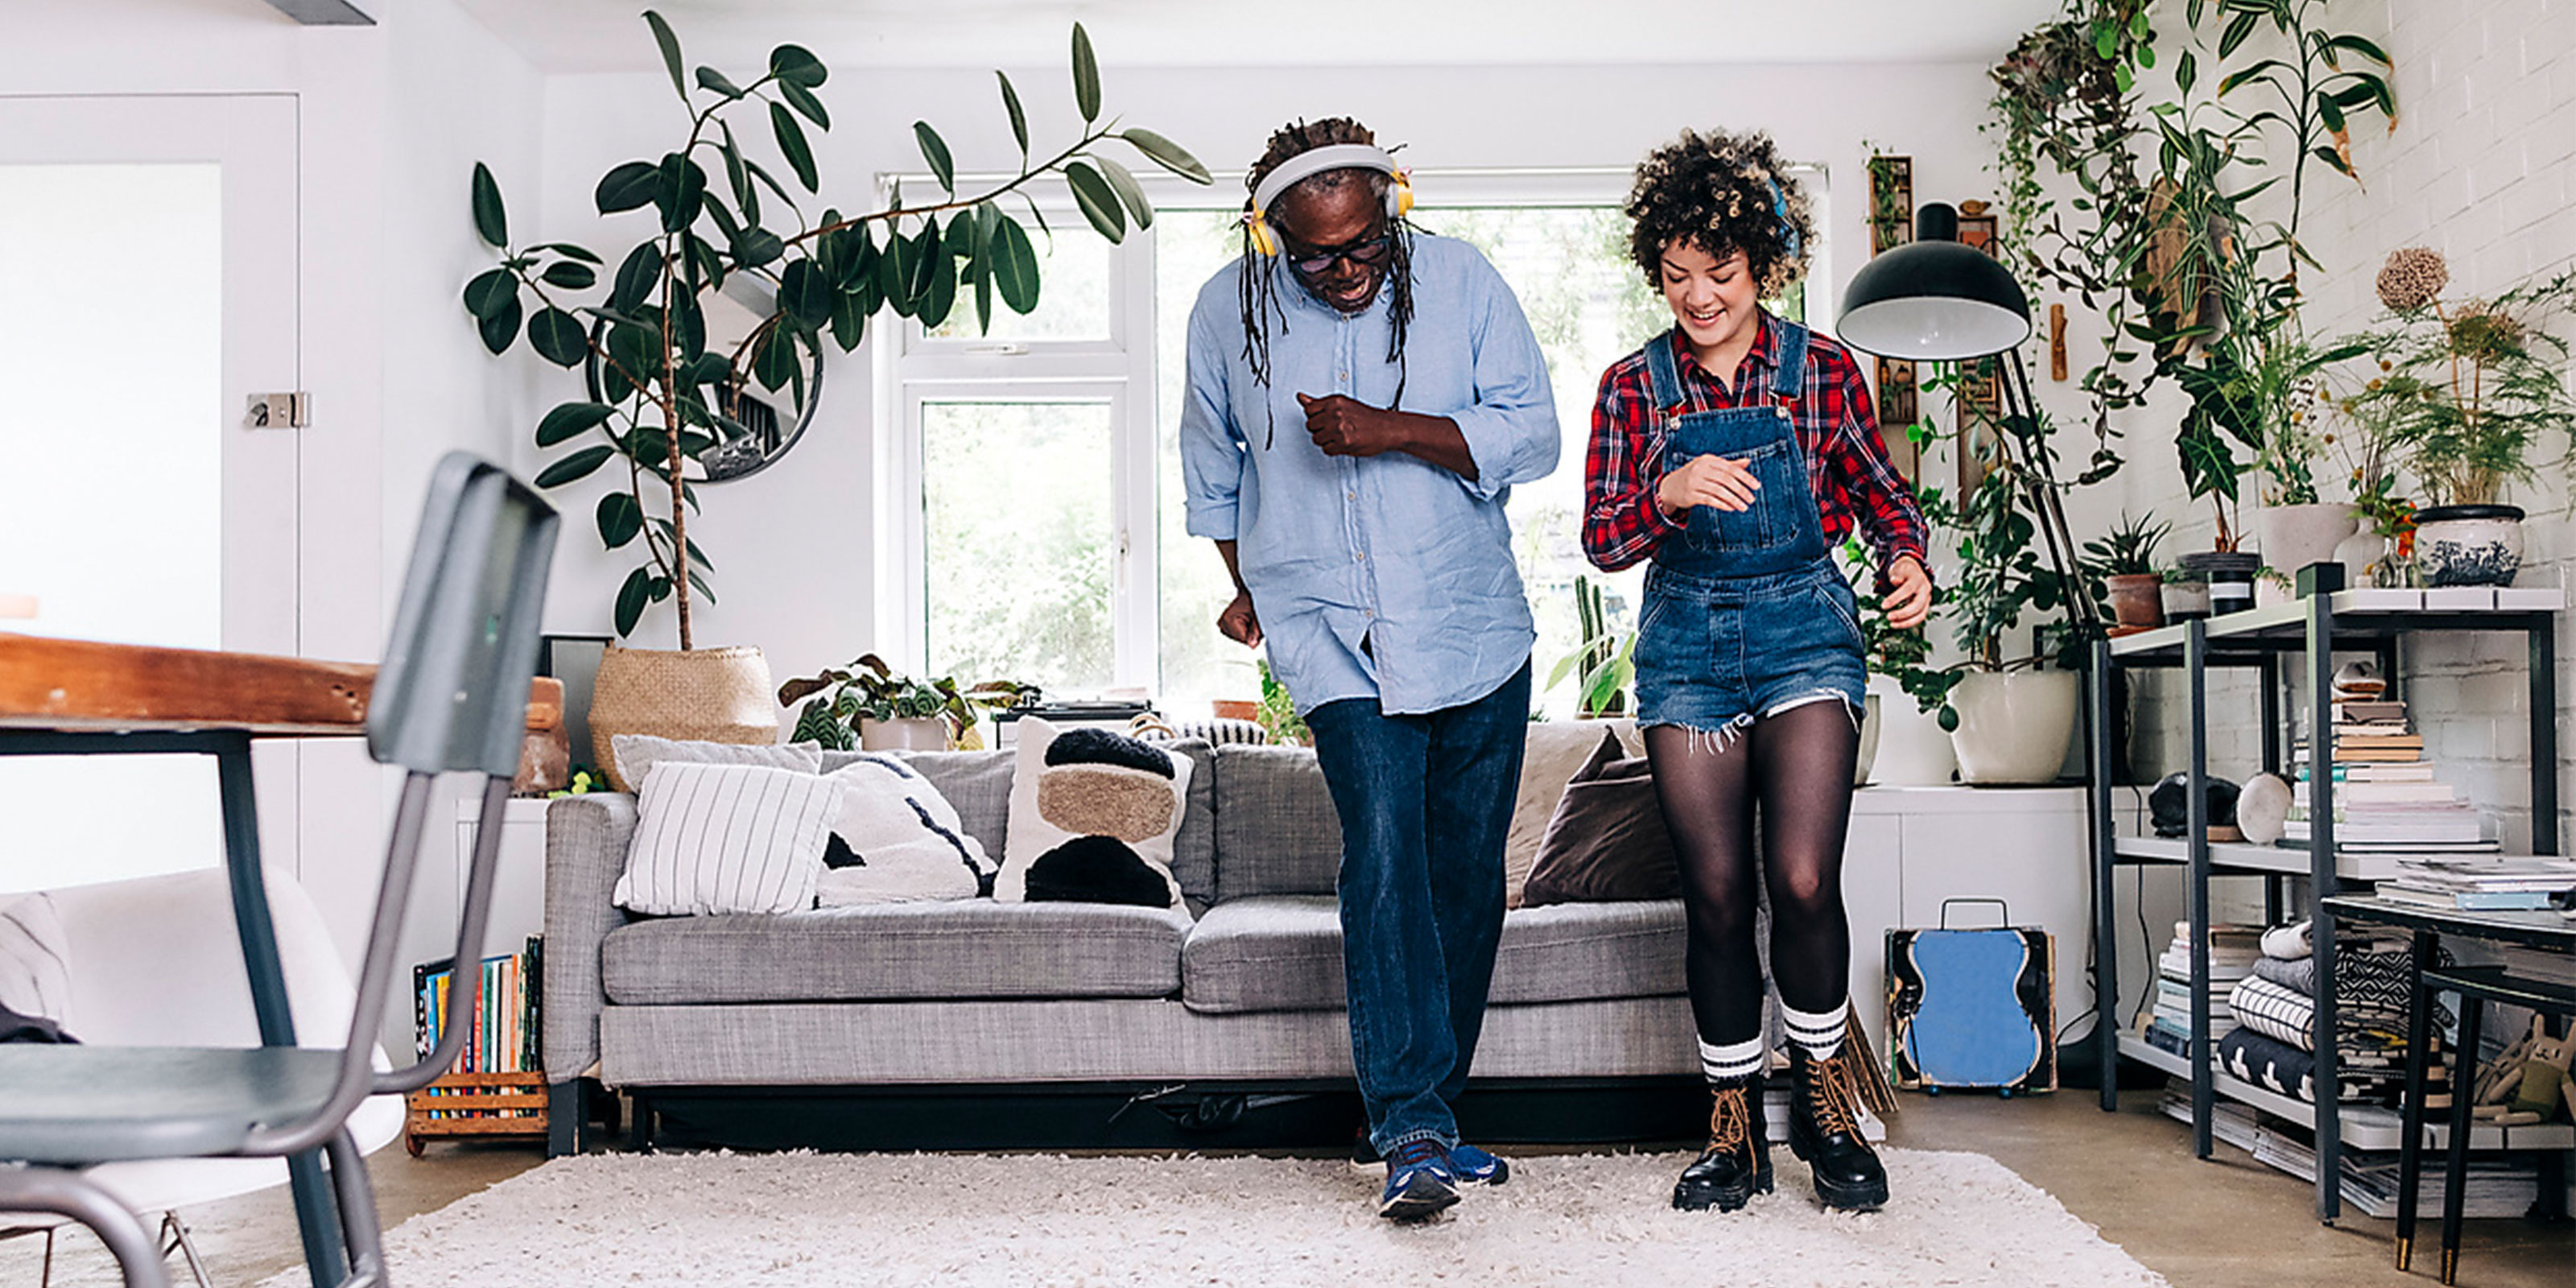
{"left": 1180, "top": 233, "right": 1558, "bottom": 716}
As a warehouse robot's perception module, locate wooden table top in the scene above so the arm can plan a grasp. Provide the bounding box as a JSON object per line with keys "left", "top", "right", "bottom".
{"left": 0, "top": 633, "right": 560, "bottom": 737}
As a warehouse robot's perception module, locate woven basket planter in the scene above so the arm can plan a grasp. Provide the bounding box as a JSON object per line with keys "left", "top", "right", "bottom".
{"left": 588, "top": 644, "right": 778, "bottom": 791}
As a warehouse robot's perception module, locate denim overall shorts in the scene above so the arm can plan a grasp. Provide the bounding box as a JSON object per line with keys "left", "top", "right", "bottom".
{"left": 1630, "top": 323, "right": 1868, "bottom": 749}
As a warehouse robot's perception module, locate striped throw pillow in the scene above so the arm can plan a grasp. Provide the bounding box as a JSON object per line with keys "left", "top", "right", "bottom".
{"left": 614, "top": 762, "right": 843, "bottom": 915}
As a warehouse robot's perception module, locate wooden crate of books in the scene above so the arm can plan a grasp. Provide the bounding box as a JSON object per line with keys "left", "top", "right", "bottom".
{"left": 404, "top": 1072, "right": 547, "bottom": 1154}
{"left": 407, "top": 935, "right": 547, "bottom": 1154}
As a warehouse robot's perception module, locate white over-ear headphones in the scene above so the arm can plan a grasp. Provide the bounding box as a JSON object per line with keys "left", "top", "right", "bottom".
{"left": 1243, "top": 142, "right": 1414, "bottom": 257}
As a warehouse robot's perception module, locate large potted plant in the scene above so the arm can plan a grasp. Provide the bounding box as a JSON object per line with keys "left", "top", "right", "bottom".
{"left": 2343, "top": 251, "right": 2575, "bottom": 586}
{"left": 460, "top": 12, "right": 1205, "bottom": 773}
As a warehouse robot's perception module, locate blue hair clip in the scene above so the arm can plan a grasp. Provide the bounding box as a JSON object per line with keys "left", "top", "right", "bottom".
{"left": 1766, "top": 176, "right": 1800, "bottom": 260}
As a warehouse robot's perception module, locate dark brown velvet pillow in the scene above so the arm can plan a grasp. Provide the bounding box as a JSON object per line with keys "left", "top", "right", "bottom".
{"left": 1518, "top": 729, "right": 1679, "bottom": 906}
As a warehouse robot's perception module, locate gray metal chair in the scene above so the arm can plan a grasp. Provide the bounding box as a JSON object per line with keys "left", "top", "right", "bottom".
{"left": 0, "top": 453, "right": 557, "bottom": 1287}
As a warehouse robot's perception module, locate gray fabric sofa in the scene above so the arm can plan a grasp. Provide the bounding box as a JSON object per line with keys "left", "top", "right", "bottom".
{"left": 540, "top": 741, "right": 1697, "bottom": 1147}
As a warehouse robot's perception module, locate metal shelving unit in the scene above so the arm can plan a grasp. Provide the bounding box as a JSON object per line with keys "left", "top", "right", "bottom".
{"left": 2086, "top": 586, "right": 2562, "bottom": 1221}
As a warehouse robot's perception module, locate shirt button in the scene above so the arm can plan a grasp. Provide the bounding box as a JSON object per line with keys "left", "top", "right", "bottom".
{"left": 1347, "top": 490, "right": 1357, "bottom": 501}
{"left": 1355, "top": 551, "right": 1367, "bottom": 562}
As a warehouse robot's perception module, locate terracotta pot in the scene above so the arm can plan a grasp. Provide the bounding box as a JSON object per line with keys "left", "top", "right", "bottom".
{"left": 2105, "top": 573, "right": 2166, "bottom": 629}
{"left": 2411, "top": 504, "right": 2524, "bottom": 586}
{"left": 1949, "top": 670, "right": 2082, "bottom": 786}
{"left": 860, "top": 715, "right": 950, "bottom": 751}
{"left": 1211, "top": 699, "right": 1261, "bottom": 723}
{"left": 587, "top": 643, "right": 780, "bottom": 791}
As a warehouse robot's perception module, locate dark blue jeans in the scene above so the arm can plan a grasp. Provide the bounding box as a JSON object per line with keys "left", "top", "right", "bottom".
{"left": 1305, "top": 661, "right": 1530, "bottom": 1156}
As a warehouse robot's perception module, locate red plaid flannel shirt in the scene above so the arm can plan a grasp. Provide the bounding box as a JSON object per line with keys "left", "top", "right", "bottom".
{"left": 1582, "top": 318, "right": 1929, "bottom": 589}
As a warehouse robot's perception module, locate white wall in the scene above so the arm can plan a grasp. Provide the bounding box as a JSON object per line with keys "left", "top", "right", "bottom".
{"left": 525, "top": 59, "right": 2005, "bottom": 696}
{"left": 2, "top": 0, "right": 545, "bottom": 1056}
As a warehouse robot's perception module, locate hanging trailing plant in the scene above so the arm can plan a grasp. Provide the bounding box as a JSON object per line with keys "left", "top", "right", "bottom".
{"left": 463, "top": 12, "right": 1210, "bottom": 645}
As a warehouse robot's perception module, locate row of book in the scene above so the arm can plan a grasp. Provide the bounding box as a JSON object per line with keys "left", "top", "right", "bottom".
{"left": 2288, "top": 694, "right": 2499, "bottom": 852}
{"left": 2155, "top": 1084, "right": 2544, "bottom": 1218}
{"left": 413, "top": 937, "right": 543, "bottom": 1117}
{"left": 2143, "top": 920, "right": 2262, "bottom": 1054}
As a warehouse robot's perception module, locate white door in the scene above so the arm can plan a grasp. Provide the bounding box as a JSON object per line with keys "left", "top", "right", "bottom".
{"left": 0, "top": 94, "right": 303, "bottom": 893}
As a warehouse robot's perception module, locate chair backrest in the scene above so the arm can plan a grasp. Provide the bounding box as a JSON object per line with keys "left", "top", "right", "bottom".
{"left": 367, "top": 453, "right": 559, "bottom": 777}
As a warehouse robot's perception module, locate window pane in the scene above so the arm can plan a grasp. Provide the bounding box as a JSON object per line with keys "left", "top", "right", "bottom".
{"left": 922, "top": 400, "right": 1114, "bottom": 695}
{"left": 922, "top": 229, "right": 1112, "bottom": 343}
{"left": 1155, "top": 212, "right": 1259, "bottom": 712}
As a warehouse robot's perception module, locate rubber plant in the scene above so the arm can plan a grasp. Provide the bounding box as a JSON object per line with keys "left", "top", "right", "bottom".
{"left": 462, "top": 12, "right": 1208, "bottom": 644}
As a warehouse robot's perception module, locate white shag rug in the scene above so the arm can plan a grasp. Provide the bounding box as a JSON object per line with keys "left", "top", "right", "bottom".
{"left": 270, "top": 1149, "right": 2168, "bottom": 1287}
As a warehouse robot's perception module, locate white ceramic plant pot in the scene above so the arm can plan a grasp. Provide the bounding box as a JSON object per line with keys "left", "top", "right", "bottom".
{"left": 1853, "top": 692, "right": 1883, "bottom": 787}
{"left": 2256, "top": 502, "right": 2359, "bottom": 580}
{"left": 860, "top": 715, "right": 950, "bottom": 751}
{"left": 1949, "top": 669, "right": 2082, "bottom": 786}
{"left": 1866, "top": 675, "right": 1958, "bottom": 786}
{"left": 2411, "top": 505, "right": 2524, "bottom": 587}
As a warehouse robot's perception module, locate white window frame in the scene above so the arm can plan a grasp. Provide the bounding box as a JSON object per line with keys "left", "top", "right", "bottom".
{"left": 875, "top": 163, "right": 1830, "bottom": 696}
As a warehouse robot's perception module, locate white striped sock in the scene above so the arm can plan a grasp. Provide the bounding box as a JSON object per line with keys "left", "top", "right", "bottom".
{"left": 1781, "top": 1001, "right": 1847, "bottom": 1061}
{"left": 1697, "top": 1034, "right": 1765, "bottom": 1082}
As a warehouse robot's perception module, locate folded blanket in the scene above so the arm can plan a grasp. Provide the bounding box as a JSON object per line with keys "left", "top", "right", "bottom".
{"left": 2216, "top": 1028, "right": 2401, "bottom": 1104}
{"left": 2231, "top": 974, "right": 2322, "bottom": 1051}
{"left": 2245, "top": 944, "right": 2447, "bottom": 1032}
{"left": 2260, "top": 919, "right": 2312, "bottom": 961}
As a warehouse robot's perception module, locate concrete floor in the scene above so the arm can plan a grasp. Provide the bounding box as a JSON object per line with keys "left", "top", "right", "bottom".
{"left": 6, "top": 1089, "right": 2568, "bottom": 1287}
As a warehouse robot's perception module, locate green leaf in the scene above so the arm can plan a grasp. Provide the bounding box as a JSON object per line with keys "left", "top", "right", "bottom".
{"left": 770, "top": 102, "right": 818, "bottom": 192}
{"left": 532, "top": 242, "right": 601, "bottom": 264}
{"left": 2312, "top": 145, "right": 2353, "bottom": 177}
{"left": 1064, "top": 162, "right": 1125, "bottom": 242}
{"left": 536, "top": 401, "right": 617, "bottom": 447}
{"left": 2322, "top": 34, "right": 2392, "bottom": 68}
{"left": 769, "top": 43, "right": 828, "bottom": 88}
{"left": 471, "top": 163, "right": 508, "bottom": 249}
{"left": 695, "top": 66, "right": 747, "bottom": 100}
{"left": 778, "top": 258, "right": 834, "bottom": 328}
{"left": 732, "top": 227, "right": 785, "bottom": 269}
{"left": 1071, "top": 23, "right": 1101, "bottom": 122}
{"left": 477, "top": 294, "right": 522, "bottom": 354}
{"left": 655, "top": 153, "right": 708, "bottom": 234}
{"left": 919, "top": 252, "right": 957, "bottom": 329}
{"left": 1120, "top": 128, "right": 1212, "bottom": 183}
{"left": 992, "top": 215, "right": 1040, "bottom": 315}
{"left": 1095, "top": 155, "right": 1154, "bottom": 229}
{"left": 610, "top": 242, "right": 662, "bottom": 313}
{"left": 687, "top": 570, "right": 716, "bottom": 605}
{"left": 527, "top": 308, "right": 588, "bottom": 366}
{"left": 648, "top": 576, "right": 672, "bottom": 603}
{"left": 535, "top": 444, "right": 615, "bottom": 489}
{"left": 778, "top": 78, "right": 831, "bottom": 130}
{"left": 914, "top": 121, "right": 955, "bottom": 192}
{"left": 684, "top": 232, "right": 725, "bottom": 295}
{"left": 2318, "top": 96, "right": 2347, "bottom": 134}
{"left": 906, "top": 215, "right": 942, "bottom": 304}
{"left": 750, "top": 325, "right": 798, "bottom": 392}
{"left": 463, "top": 267, "right": 517, "bottom": 321}
{"left": 596, "top": 492, "right": 644, "bottom": 549}
{"left": 2219, "top": 10, "right": 2259, "bottom": 58}
{"left": 644, "top": 10, "right": 687, "bottom": 101}
{"left": 997, "top": 71, "right": 1029, "bottom": 158}
{"left": 614, "top": 567, "right": 652, "bottom": 637}
{"left": 2177, "top": 48, "right": 2197, "bottom": 95}
{"left": 830, "top": 283, "right": 870, "bottom": 352}
{"left": 540, "top": 261, "right": 597, "bottom": 290}
{"left": 596, "top": 160, "right": 659, "bottom": 215}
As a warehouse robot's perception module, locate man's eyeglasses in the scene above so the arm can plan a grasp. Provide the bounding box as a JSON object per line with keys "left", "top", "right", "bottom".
{"left": 1286, "top": 233, "right": 1394, "bottom": 277}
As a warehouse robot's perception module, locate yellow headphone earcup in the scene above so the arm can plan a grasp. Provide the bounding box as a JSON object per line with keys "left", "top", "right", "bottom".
{"left": 1392, "top": 176, "right": 1414, "bottom": 218}
{"left": 1248, "top": 213, "right": 1280, "bottom": 257}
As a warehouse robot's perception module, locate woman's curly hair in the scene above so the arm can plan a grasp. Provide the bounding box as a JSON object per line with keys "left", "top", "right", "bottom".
{"left": 1624, "top": 129, "right": 1814, "bottom": 300}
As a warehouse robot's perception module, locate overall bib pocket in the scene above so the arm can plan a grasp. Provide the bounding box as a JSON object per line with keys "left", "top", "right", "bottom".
{"left": 1674, "top": 437, "right": 1798, "bottom": 557}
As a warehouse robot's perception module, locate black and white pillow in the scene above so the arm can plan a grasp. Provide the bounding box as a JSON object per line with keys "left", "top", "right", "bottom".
{"left": 813, "top": 753, "right": 997, "bottom": 905}
{"left": 613, "top": 762, "right": 841, "bottom": 915}
{"left": 996, "top": 718, "right": 1189, "bottom": 908}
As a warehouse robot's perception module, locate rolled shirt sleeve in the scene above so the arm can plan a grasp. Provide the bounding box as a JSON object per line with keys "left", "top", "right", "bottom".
{"left": 1179, "top": 292, "right": 1246, "bottom": 543}
{"left": 1447, "top": 254, "right": 1559, "bottom": 502}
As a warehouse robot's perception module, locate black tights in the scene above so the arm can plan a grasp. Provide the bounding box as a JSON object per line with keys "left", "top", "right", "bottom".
{"left": 1645, "top": 700, "right": 1859, "bottom": 1047}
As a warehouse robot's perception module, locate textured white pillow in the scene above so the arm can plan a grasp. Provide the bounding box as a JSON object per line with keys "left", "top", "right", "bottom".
{"left": 614, "top": 762, "right": 842, "bottom": 915}
{"left": 813, "top": 753, "right": 997, "bottom": 905}
{"left": 997, "top": 717, "right": 1190, "bottom": 907}
{"left": 609, "top": 733, "right": 823, "bottom": 793}
{"left": 0, "top": 893, "right": 72, "bottom": 1022}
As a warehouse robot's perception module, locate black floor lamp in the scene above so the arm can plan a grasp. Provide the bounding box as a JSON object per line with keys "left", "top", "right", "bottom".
{"left": 1836, "top": 204, "right": 2102, "bottom": 638}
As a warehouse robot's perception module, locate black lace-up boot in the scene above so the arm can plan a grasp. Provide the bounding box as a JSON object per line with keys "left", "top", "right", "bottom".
{"left": 1672, "top": 1075, "right": 1772, "bottom": 1212}
{"left": 1787, "top": 1045, "right": 1889, "bottom": 1211}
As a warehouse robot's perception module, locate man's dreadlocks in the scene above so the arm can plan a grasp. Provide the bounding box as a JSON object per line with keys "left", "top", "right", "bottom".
{"left": 1238, "top": 118, "right": 1417, "bottom": 443}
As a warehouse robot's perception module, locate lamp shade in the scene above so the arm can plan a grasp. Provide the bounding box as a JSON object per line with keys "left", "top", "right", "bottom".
{"left": 1838, "top": 204, "right": 2033, "bottom": 361}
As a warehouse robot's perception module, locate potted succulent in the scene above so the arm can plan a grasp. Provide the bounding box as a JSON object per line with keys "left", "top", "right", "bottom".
{"left": 460, "top": 12, "right": 1204, "bottom": 766}
{"left": 2343, "top": 251, "right": 2575, "bottom": 587}
{"left": 777, "top": 654, "right": 1035, "bottom": 751}
{"left": 2079, "top": 512, "right": 2169, "bottom": 630}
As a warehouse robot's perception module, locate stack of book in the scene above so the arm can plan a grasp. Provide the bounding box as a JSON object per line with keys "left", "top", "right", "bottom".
{"left": 412, "top": 935, "right": 543, "bottom": 1119}
{"left": 2143, "top": 921, "right": 2263, "bottom": 1055}
{"left": 2287, "top": 695, "right": 2498, "bottom": 852}
{"left": 2377, "top": 857, "right": 2576, "bottom": 911}
{"left": 2253, "top": 1131, "right": 2541, "bottom": 1218}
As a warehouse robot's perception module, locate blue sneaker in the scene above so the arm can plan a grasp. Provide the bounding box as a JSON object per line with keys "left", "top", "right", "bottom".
{"left": 1447, "top": 1142, "right": 1510, "bottom": 1187}
{"left": 1377, "top": 1140, "right": 1460, "bottom": 1221}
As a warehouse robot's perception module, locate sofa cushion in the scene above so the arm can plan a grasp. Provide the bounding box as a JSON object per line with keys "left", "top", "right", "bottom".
{"left": 1180, "top": 895, "right": 1686, "bottom": 1014}
{"left": 602, "top": 899, "right": 1192, "bottom": 1005}
{"left": 886, "top": 741, "right": 1216, "bottom": 912}
{"left": 1210, "top": 745, "right": 1344, "bottom": 900}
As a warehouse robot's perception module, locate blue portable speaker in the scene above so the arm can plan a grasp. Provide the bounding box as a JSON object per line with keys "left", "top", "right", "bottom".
{"left": 1886, "top": 898, "right": 2056, "bottom": 1095}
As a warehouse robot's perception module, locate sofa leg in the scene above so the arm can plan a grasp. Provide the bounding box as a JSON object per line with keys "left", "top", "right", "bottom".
{"left": 547, "top": 1081, "right": 584, "bottom": 1158}
{"left": 627, "top": 1092, "right": 654, "bottom": 1153}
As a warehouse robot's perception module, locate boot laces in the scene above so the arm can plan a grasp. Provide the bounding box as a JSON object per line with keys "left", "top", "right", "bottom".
{"left": 1803, "top": 1051, "right": 1860, "bottom": 1137}
{"left": 1706, "top": 1085, "right": 1752, "bottom": 1157}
